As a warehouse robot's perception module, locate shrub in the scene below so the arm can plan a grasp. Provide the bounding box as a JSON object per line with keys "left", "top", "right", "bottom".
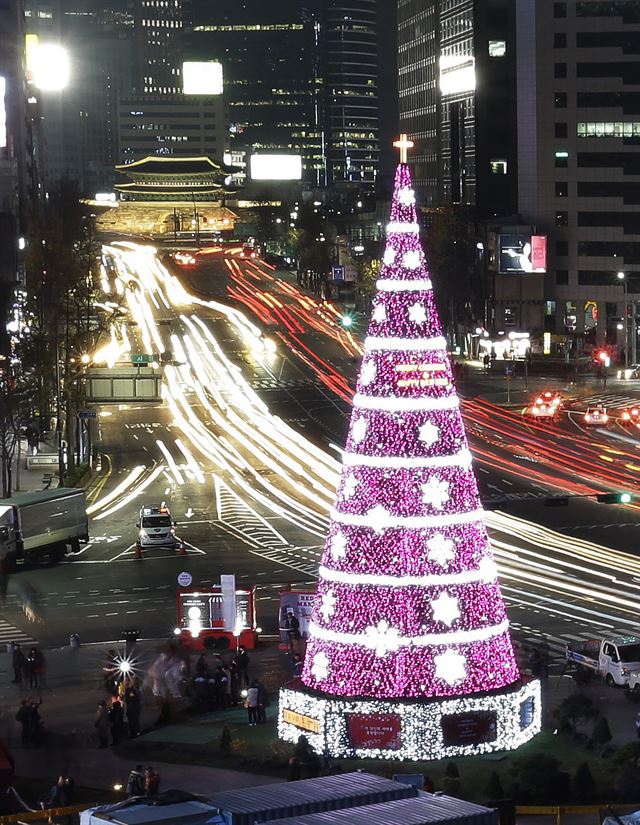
{"left": 591, "top": 716, "right": 612, "bottom": 753}
{"left": 445, "top": 761, "right": 459, "bottom": 778}
{"left": 484, "top": 771, "right": 504, "bottom": 801}
{"left": 553, "top": 693, "right": 597, "bottom": 736}
{"left": 573, "top": 763, "right": 596, "bottom": 801}
{"left": 220, "top": 724, "right": 232, "bottom": 753}
{"left": 510, "top": 753, "right": 571, "bottom": 803}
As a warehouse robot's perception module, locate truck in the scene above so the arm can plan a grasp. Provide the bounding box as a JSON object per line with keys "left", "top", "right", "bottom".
{"left": 566, "top": 636, "right": 640, "bottom": 686}
{"left": 0, "top": 488, "right": 89, "bottom": 570}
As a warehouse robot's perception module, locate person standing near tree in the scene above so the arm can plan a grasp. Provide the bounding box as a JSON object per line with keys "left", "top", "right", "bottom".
{"left": 94, "top": 700, "right": 109, "bottom": 749}
{"left": 245, "top": 681, "right": 259, "bottom": 725}
{"left": 236, "top": 645, "right": 250, "bottom": 689}
{"left": 124, "top": 684, "right": 141, "bottom": 738}
{"left": 108, "top": 699, "right": 125, "bottom": 746}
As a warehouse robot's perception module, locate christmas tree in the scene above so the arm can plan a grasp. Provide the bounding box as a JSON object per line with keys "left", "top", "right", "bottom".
{"left": 279, "top": 136, "right": 540, "bottom": 760}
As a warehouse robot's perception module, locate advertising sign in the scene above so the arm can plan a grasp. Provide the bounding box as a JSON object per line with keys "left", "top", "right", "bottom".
{"left": 178, "top": 590, "right": 251, "bottom": 630}
{"left": 441, "top": 710, "right": 497, "bottom": 747}
{"left": 279, "top": 591, "right": 315, "bottom": 644}
{"left": 250, "top": 154, "right": 302, "bottom": 181}
{"left": 499, "top": 234, "right": 547, "bottom": 273}
{"left": 182, "top": 61, "right": 223, "bottom": 95}
{"left": 332, "top": 266, "right": 345, "bottom": 281}
{"left": 347, "top": 713, "right": 402, "bottom": 750}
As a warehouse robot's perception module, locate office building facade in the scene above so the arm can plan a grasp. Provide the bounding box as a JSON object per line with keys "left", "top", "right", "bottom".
{"left": 521, "top": 0, "right": 640, "bottom": 349}
{"left": 398, "top": 0, "right": 518, "bottom": 213}
{"left": 118, "top": 94, "right": 224, "bottom": 163}
{"left": 184, "top": 0, "right": 380, "bottom": 189}
{"left": 323, "top": 0, "right": 379, "bottom": 186}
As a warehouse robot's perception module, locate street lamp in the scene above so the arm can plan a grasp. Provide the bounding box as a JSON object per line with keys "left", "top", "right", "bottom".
{"left": 618, "top": 271, "right": 629, "bottom": 368}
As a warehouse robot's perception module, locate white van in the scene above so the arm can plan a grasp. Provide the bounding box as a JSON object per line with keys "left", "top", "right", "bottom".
{"left": 137, "top": 505, "right": 177, "bottom": 549}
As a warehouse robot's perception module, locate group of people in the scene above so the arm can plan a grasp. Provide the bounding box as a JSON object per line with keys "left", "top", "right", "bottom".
{"left": 11, "top": 643, "right": 46, "bottom": 688}
{"left": 95, "top": 685, "right": 141, "bottom": 748}
{"left": 16, "top": 697, "right": 44, "bottom": 746}
{"left": 125, "top": 765, "right": 160, "bottom": 797}
{"left": 189, "top": 646, "right": 254, "bottom": 712}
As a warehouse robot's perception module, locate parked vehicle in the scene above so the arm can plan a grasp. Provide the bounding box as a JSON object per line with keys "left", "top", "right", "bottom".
{"left": 566, "top": 636, "right": 640, "bottom": 686}
{"left": 137, "top": 505, "right": 177, "bottom": 549}
{"left": 0, "top": 488, "right": 89, "bottom": 570}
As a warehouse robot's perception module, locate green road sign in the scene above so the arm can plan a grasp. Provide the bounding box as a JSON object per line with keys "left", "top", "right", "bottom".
{"left": 131, "top": 354, "right": 159, "bottom": 364}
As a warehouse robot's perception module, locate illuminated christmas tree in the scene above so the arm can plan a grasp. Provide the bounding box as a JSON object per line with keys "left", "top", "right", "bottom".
{"left": 279, "top": 136, "right": 540, "bottom": 760}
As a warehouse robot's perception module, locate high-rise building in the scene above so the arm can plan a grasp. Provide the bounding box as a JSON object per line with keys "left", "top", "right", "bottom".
{"left": 133, "top": 0, "right": 182, "bottom": 94}
{"left": 183, "top": 0, "right": 324, "bottom": 186}
{"left": 184, "top": 0, "right": 381, "bottom": 189}
{"left": 25, "top": 0, "right": 136, "bottom": 192}
{"left": 398, "top": 0, "right": 518, "bottom": 213}
{"left": 118, "top": 94, "right": 224, "bottom": 163}
{"left": 521, "top": 0, "right": 640, "bottom": 349}
{"left": 323, "top": 0, "right": 379, "bottom": 187}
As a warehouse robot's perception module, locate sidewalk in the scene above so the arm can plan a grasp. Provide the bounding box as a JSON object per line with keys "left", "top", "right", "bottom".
{"left": 0, "top": 640, "right": 285, "bottom": 797}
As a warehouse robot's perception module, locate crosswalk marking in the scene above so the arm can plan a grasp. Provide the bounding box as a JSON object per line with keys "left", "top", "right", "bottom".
{"left": 572, "top": 393, "right": 640, "bottom": 408}
{"left": 0, "top": 618, "right": 36, "bottom": 645}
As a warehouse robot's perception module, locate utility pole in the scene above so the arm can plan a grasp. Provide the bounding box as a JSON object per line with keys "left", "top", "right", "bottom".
{"left": 55, "top": 332, "right": 65, "bottom": 485}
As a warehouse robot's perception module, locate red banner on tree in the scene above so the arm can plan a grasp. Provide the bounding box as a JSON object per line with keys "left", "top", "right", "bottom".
{"left": 347, "top": 713, "right": 402, "bottom": 750}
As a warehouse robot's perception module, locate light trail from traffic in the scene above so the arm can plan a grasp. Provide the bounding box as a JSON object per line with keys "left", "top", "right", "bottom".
{"left": 94, "top": 242, "right": 640, "bottom": 655}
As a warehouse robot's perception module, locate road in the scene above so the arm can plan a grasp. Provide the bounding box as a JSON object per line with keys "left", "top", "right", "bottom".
{"left": 3, "top": 242, "right": 640, "bottom": 670}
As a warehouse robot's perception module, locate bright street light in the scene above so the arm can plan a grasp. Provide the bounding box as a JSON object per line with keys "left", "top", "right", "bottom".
{"left": 31, "top": 44, "right": 70, "bottom": 91}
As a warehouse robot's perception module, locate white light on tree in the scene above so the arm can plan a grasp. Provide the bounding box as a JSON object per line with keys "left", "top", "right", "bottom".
{"left": 31, "top": 43, "right": 70, "bottom": 91}
{"left": 182, "top": 61, "right": 223, "bottom": 95}
{"left": 250, "top": 154, "right": 303, "bottom": 181}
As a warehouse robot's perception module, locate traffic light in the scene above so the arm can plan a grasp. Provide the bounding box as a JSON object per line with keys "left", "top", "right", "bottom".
{"left": 596, "top": 492, "right": 633, "bottom": 504}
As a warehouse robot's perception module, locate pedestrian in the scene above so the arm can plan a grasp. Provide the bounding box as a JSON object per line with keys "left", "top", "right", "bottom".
{"left": 27, "top": 647, "right": 44, "bottom": 689}
{"left": 245, "top": 680, "right": 259, "bottom": 725}
{"left": 12, "top": 643, "right": 26, "bottom": 686}
{"left": 46, "top": 775, "right": 75, "bottom": 807}
{"left": 103, "top": 650, "right": 118, "bottom": 696}
{"left": 16, "top": 699, "right": 31, "bottom": 744}
{"left": 214, "top": 665, "right": 229, "bottom": 709}
{"left": 236, "top": 645, "right": 250, "bottom": 689}
{"left": 94, "top": 700, "right": 110, "bottom": 749}
{"left": 18, "top": 698, "right": 43, "bottom": 746}
{"left": 126, "top": 765, "right": 145, "bottom": 797}
{"left": 291, "top": 652, "right": 303, "bottom": 678}
{"left": 256, "top": 679, "right": 269, "bottom": 723}
{"left": 194, "top": 654, "right": 208, "bottom": 678}
{"left": 108, "top": 699, "right": 125, "bottom": 746}
{"left": 285, "top": 612, "right": 301, "bottom": 652}
{"left": 635, "top": 713, "right": 640, "bottom": 739}
{"left": 144, "top": 766, "right": 160, "bottom": 797}
{"left": 124, "top": 685, "right": 141, "bottom": 738}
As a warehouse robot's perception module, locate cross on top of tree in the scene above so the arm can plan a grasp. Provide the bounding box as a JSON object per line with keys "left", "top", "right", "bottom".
{"left": 393, "top": 133, "right": 414, "bottom": 164}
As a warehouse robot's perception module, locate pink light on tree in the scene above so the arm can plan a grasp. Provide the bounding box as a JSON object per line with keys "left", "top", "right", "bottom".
{"left": 300, "top": 139, "right": 521, "bottom": 701}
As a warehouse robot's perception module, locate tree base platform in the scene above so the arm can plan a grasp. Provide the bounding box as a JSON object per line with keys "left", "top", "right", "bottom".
{"left": 278, "top": 678, "right": 541, "bottom": 761}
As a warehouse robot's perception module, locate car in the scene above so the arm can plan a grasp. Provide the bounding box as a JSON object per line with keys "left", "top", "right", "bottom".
{"left": 173, "top": 252, "right": 197, "bottom": 266}
{"left": 137, "top": 505, "right": 178, "bottom": 549}
{"left": 620, "top": 406, "right": 640, "bottom": 425}
{"left": 239, "top": 243, "right": 258, "bottom": 259}
{"left": 617, "top": 364, "right": 640, "bottom": 380}
{"left": 584, "top": 405, "right": 609, "bottom": 426}
{"left": 534, "top": 390, "right": 563, "bottom": 409}
{"left": 527, "top": 401, "right": 558, "bottom": 422}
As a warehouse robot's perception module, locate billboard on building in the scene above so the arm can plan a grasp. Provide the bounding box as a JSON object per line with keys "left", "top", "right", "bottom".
{"left": 250, "top": 154, "right": 302, "bottom": 181}
{"left": 499, "top": 234, "right": 547, "bottom": 273}
{"left": 182, "top": 61, "right": 223, "bottom": 95}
